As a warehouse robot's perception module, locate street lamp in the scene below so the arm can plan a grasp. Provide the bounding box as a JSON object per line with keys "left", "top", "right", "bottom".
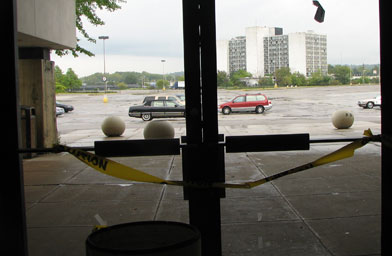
{"left": 99, "top": 36, "right": 109, "bottom": 102}
{"left": 161, "top": 59, "right": 166, "bottom": 90}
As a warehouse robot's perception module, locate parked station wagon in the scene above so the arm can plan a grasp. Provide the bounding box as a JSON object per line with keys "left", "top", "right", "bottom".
{"left": 143, "top": 95, "right": 185, "bottom": 105}
{"left": 129, "top": 99, "right": 185, "bottom": 121}
{"left": 219, "top": 93, "right": 272, "bottom": 115}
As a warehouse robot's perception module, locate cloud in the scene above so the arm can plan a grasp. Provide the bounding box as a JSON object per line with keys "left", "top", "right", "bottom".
{"left": 78, "top": 0, "right": 183, "bottom": 57}
{"left": 53, "top": 0, "right": 380, "bottom": 77}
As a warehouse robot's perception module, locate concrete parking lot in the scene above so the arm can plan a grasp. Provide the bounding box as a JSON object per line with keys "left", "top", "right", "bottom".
{"left": 56, "top": 84, "right": 381, "bottom": 145}
{"left": 24, "top": 85, "right": 381, "bottom": 255}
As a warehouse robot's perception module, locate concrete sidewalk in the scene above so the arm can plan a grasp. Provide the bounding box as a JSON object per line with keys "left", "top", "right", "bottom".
{"left": 23, "top": 125, "right": 381, "bottom": 256}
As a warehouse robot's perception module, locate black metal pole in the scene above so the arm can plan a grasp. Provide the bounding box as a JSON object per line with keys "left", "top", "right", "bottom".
{"left": 379, "top": 0, "right": 391, "bottom": 254}
{"left": 182, "top": 0, "right": 224, "bottom": 255}
{"left": 182, "top": 0, "right": 202, "bottom": 145}
{"left": 2, "top": 0, "right": 29, "bottom": 255}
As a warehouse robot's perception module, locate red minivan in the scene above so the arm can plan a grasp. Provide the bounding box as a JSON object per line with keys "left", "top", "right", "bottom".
{"left": 219, "top": 93, "right": 272, "bottom": 115}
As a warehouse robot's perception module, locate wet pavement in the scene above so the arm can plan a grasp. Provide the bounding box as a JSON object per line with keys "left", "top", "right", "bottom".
{"left": 24, "top": 85, "right": 381, "bottom": 255}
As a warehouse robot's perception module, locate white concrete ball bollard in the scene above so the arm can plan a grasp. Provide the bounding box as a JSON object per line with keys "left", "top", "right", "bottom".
{"left": 144, "top": 120, "right": 175, "bottom": 139}
{"left": 101, "top": 116, "right": 126, "bottom": 137}
{"left": 332, "top": 110, "right": 354, "bottom": 129}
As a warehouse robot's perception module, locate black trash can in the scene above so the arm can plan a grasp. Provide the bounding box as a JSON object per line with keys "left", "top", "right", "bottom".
{"left": 86, "top": 221, "right": 201, "bottom": 256}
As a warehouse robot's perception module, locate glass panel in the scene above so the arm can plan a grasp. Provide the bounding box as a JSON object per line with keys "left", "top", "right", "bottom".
{"left": 152, "top": 101, "right": 164, "bottom": 107}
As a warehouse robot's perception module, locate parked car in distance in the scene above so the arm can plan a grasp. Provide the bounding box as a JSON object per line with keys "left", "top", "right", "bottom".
{"left": 129, "top": 99, "right": 185, "bottom": 121}
{"left": 358, "top": 96, "right": 381, "bottom": 109}
{"left": 176, "top": 94, "right": 185, "bottom": 104}
{"left": 56, "top": 102, "right": 74, "bottom": 112}
{"left": 219, "top": 93, "right": 272, "bottom": 115}
{"left": 143, "top": 95, "right": 185, "bottom": 105}
{"left": 56, "top": 107, "right": 65, "bottom": 116}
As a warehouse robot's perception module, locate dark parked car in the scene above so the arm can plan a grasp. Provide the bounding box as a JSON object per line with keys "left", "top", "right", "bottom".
{"left": 142, "top": 95, "right": 185, "bottom": 105}
{"left": 56, "top": 102, "right": 74, "bottom": 113}
{"left": 129, "top": 99, "right": 185, "bottom": 121}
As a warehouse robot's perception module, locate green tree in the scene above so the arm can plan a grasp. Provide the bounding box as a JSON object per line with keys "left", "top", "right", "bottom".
{"left": 333, "top": 65, "right": 351, "bottom": 85}
{"left": 124, "top": 73, "right": 138, "bottom": 84}
{"left": 291, "top": 72, "right": 306, "bottom": 86}
{"left": 275, "top": 67, "right": 291, "bottom": 86}
{"left": 81, "top": 72, "right": 104, "bottom": 85}
{"left": 156, "top": 79, "right": 170, "bottom": 89}
{"left": 230, "top": 70, "right": 252, "bottom": 87}
{"left": 328, "top": 64, "right": 336, "bottom": 75}
{"left": 217, "top": 71, "right": 231, "bottom": 87}
{"left": 55, "top": 0, "right": 126, "bottom": 57}
{"left": 63, "top": 68, "right": 82, "bottom": 90}
{"left": 117, "top": 82, "right": 128, "bottom": 90}
{"left": 56, "top": 83, "right": 67, "bottom": 93}
{"left": 55, "top": 66, "right": 65, "bottom": 85}
{"left": 258, "top": 76, "right": 274, "bottom": 87}
{"left": 308, "top": 71, "right": 331, "bottom": 85}
{"left": 108, "top": 72, "right": 122, "bottom": 85}
{"left": 55, "top": 66, "right": 67, "bottom": 92}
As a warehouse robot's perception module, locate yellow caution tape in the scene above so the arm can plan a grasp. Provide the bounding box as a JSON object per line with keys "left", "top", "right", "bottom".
{"left": 61, "top": 146, "right": 180, "bottom": 186}
{"left": 220, "top": 129, "right": 376, "bottom": 189}
{"left": 220, "top": 140, "right": 367, "bottom": 189}
{"left": 61, "top": 130, "right": 379, "bottom": 189}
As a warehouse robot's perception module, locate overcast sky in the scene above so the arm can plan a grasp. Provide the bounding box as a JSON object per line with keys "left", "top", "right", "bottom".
{"left": 52, "top": 0, "right": 380, "bottom": 77}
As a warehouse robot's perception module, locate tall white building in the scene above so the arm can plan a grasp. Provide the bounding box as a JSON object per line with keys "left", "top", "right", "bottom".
{"left": 263, "top": 34, "right": 289, "bottom": 75}
{"left": 264, "top": 31, "right": 327, "bottom": 76}
{"left": 217, "top": 27, "right": 327, "bottom": 78}
{"left": 303, "top": 31, "right": 327, "bottom": 76}
{"left": 246, "top": 26, "right": 283, "bottom": 77}
{"left": 228, "top": 36, "right": 247, "bottom": 74}
{"left": 216, "top": 26, "right": 282, "bottom": 76}
{"left": 216, "top": 40, "right": 229, "bottom": 73}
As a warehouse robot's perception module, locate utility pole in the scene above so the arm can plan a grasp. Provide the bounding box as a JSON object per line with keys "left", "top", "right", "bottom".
{"left": 99, "top": 36, "right": 109, "bottom": 102}
{"left": 161, "top": 59, "right": 166, "bottom": 90}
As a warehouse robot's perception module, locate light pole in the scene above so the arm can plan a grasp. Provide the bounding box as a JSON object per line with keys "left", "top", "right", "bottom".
{"left": 161, "top": 59, "right": 166, "bottom": 90}
{"left": 99, "top": 36, "right": 109, "bottom": 102}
